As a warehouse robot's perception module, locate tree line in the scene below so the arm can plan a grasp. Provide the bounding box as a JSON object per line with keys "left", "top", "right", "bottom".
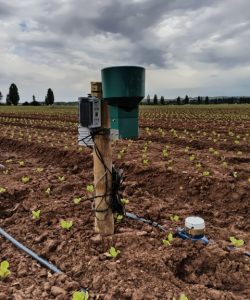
{"left": 1, "top": 84, "right": 249, "bottom": 106}
{"left": 143, "top": 94, "right": 250, "bottom": 105}
{"left": 0, "top": 83, "right": 55, "bottom": 106}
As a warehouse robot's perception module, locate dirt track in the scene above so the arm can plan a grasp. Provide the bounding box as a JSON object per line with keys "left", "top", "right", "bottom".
{"left": 0, "top": 105, "right": 250, "bottom": 300}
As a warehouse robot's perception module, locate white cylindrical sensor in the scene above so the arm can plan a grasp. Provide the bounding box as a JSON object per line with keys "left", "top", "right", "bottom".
{"left": 185, "top": 216, "right": 205, "bottom": 236}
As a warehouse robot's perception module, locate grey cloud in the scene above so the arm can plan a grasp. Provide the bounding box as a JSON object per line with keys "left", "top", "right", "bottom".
{"left": 59, "top": 0, "right": 218, "bottom": 68}
{"left": 28, "top": 39, "right": 65, "bottom": 50}
{"left": 132, "top": 47, "right": 169, "bottom": 68}
{"left": 195, "top": 49, "right": 250, "bottom": 68}
{"left": 215, "top": 22, "right": 250, "bottom": 41}
{"left": 0, "top": 1, "right": 12, "bottom": 18}
{"left": 8, "top": 0, "right": 222, "bottom": 69}
{"left": 93, "top": 0, "right": 217, "bottom": 38}
{"left": 1, "top": 0, "right": 250, "bottom": 100}
{"left": 34, "top": 1, "right": 218, "bottom": 50}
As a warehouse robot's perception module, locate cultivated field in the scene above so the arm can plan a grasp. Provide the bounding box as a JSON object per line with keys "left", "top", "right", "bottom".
{"left": 0, "top": 105, "right": 250, "bottom": 300}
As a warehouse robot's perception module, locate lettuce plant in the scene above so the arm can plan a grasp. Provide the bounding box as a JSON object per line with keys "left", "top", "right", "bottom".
{"left": 0, "top": 187, "right": 7, "bottom": 193}
{"left": 162, "top": 232, "right": 174, "bottom": 246}
{"left": 173, "top": 294, "right": 189, "bottom": 300}
{"left": 72, "top": 291, "right": 89, "bottom": 300}
{"left": 121, "top": 198, "right": 129, "bottom": 205}
{"left": 0, "top": 261, "right": 11, "bottom": 279}
{"left": 162, "top": 149, "right": 168, "bottom": 157}
{"left": 119, "top": 148, "right": 126, "bottom": 157}
{"left": 60, "top": 220, "right": 73, "bottom": 230}
{"left": 86, "top": 184, "right": 94, "bottom": 193}
{"left": 32, "top": 210, "right": 41, "bottom": 219}
{"left": 195, "top": 163, "right": 201, "bottom": 168}
{"left": 232, "top": 171, "right": 238, "bottom": 178}
{"left": 58, "top": 176, "right": 65, "bottom": 182}
{"left": 45, "top": 187, "right": 51, "bottom": 196}
{"left": 22, "top": 176, "right": 30, "bottom": 183}
{"left": 202, "top": 171, "right": 210, "bottom": 177}
{"left": 145, "top": 127, "right": 151, "bottom": 136}
{"left": 105, "top": 246, "right": 120, "bottom": 258}
{"left": 189, "top": 155, "right": 195, "bottom": 161}
{"left": 19, "top": 161, "right": 25, "bottom": 167}
{"left": 73, "top": 197, "right": 82, "bottom": 204}
{"left": 170, "top": 215, "right": 179, "bottom": 222}
{"left": 229, "top": 236, "right": 244, "bottom": 247}
{"left": 115, "top": 214, "right": 124, "bottom": 223}
{"left": 142, "top": 145, "right": 148, "bottom": 153}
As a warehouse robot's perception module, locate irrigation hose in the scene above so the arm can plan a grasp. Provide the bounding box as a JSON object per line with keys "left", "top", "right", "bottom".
{"left": 0, "top": 227, "right": 62, "bottom": 273}
{"left": 0, "top": 213, "right": 248, "bottom": 285}
{"left": 125, "top": 211, "right": 166, "bottom": 232}
{"left": 125, "top": 212, "right": 250, "bottom": 257}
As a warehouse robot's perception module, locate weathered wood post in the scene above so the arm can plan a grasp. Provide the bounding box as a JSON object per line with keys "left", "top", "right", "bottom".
{"left": 91, "top": 82, "right": 114, "bottom": 235}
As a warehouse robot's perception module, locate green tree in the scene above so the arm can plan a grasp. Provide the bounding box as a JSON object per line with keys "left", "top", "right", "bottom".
{"left": 184, "top": 95, "right": 189, "bottom": 104}
{"left": 9, "top": 83, "right": 20, "bottom": 105}
{"left": 147, "top": 94, "right": 150, "bottom": 105}
{"left": 177, "top": 96, "right": 181, "bottom": 105}
{"left": 160, "top": 96, "right": 165, "bottom": 105}
{"left": 32, "top": 95, "right": 36, "bottom": 102}
{"left": 197, "top": 96, "right": 202, "bottom": 104}
{"left": 153, "top": 94, "right": 158, "bottom": 105}
{"left": 6, "top": 94, "right": 11, "bottom": 105}
{"left": 46, "top": 88, "right": 54, "bottom": 105}
{"left": 205, "top": 96, "right": 209, "bottom": 104}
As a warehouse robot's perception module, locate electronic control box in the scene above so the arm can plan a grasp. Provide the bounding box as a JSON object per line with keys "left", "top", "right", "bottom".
{"left": 78, "top": 96, "right": 101, "bottom": 128}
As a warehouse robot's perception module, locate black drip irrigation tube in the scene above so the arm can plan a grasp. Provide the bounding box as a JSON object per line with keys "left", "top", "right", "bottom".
{"left": 0, "top": 227, "right": 87, "bottom": 293}
{"left": 0, "top": 227, "right": 62, "bottom": 273}
{"left": 0, "top": 212, "right": 166, "bottom": 276}
{"left": 125, "top": 212, "right": 166, "bottom": 232}
{"left": 1, "top": 212, "right": 249, "bottom": 283}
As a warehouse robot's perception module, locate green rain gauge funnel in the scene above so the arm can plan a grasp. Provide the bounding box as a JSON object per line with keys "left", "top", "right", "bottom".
{"left": 101, "top": 66, "right": 145, "bottom": 139}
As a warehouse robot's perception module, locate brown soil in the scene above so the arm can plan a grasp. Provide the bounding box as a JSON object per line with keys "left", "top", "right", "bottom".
{"left": 0, "top": 106, "right": 250, "bottom": 300}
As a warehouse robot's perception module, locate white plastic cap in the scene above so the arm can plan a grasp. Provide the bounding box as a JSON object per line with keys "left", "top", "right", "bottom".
{"left": 185, "top": 216, "right": 205, "bottom": 230}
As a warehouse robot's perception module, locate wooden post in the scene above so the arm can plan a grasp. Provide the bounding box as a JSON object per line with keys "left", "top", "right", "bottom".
{"left": 92, "top": 83, "right": 114, "bottom": 235}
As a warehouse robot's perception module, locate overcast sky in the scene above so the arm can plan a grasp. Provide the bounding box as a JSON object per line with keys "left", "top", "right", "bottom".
{"left": 0, "top": 0, "right": 250, "bottom": 102}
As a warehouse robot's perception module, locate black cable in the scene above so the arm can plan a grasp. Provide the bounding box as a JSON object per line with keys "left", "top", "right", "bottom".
{"left": 92, "top": 130, "right": 125, "bottom": 217}
{"left": 78, "top": 133, "right": 93, "bottom": 150}
{"left": 78, "top": 128, "right": 125, "bottom": 220}
{"left": 110, "top": 166, "right": 125, "bottom": 216}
